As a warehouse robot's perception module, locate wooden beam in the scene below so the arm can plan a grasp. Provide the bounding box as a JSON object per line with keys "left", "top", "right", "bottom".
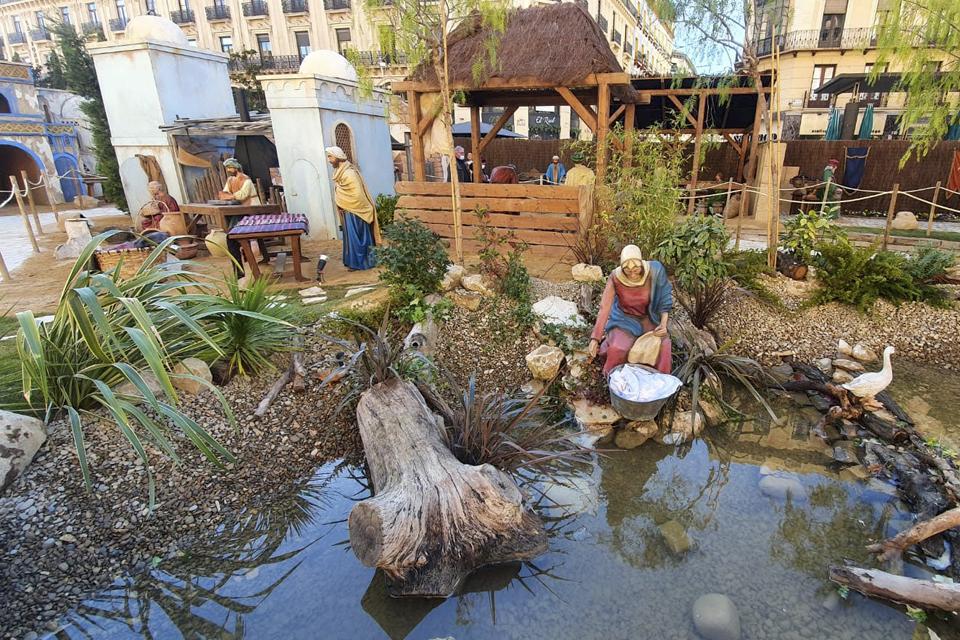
{"left": 608, "top": 104, "right": 626, "bottom": 126}
{"left": 640, "top": 86, "right": 773, "bottom": 97}
{"left": 667, "top": 94, "right": 698, "bottom": 129}
{"left": 687, "top": 92, "right": 707, "bottom": 214}
{"left": 393, "top": 73, "right": 625, "bottom": 94}
{"left": 418, "top": 106, "right": 440, "bottom": 137}
{"left": 477, "top": 106, "right": 518, "bottom": 155}
{"left": 470, "top": 106, "right": 482, "bottom": 183}
{"left": 742, "top": 90, "right": 767, "bottom": 217}
{"left": 721, "top": 132, "right": 743, "bottom": 156}
{"left": 556, "top": 87, "right": 598, "bottom": 133}
{"left": 596, "top": 81, "right": 611, "bottom": 182}
{"left": 407, "top": 90, "right": 426, "bottom": 182}
{"left": 624, "top": 103, "right": 636, "bottom": 168}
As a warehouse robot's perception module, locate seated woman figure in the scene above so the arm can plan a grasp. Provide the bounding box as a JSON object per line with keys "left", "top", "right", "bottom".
{"left": 588, "top": 245, "right": 673, "bottom": 375}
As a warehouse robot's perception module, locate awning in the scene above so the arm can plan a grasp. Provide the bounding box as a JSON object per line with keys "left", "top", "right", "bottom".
{"left": 817, "top": 72, "right": 945, "bottom": 95}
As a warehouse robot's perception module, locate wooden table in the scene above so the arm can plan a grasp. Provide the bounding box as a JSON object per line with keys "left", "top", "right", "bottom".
{"left": 181, "top": 203, "right": 282, "bottom": 231}
{"left": 227, "top": 228, "right": 307, "bottom": 281}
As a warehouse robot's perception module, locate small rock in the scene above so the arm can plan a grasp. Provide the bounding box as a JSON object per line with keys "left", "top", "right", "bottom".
{"left": 461, "top": 274, "right": 495, "bottom": 297}
{"left": 838, "top": 465, "right": 871, "bottom": 481}
{"left": 832, "top": 369, "right": 854, "bottom": 384}
{"left": 571, "top": 263, "right": 603, "bottom": 283}
{"left": 614, "top": 421, "right": 658, "bottom": 449}
{"left": 808, "top": 393, "right": 832, "bottom": 413}
{"left": 658, "top": 410, "right": 704, "bottom": 445}
{"left": 832, "top": 441, "right": 858, "bottom": 464}
{"left": 344, "top": 286, "right": 375, "bottom": 298}
{"left": 698, "top": 396, "right": 726, "bottom": 427}
{"left": 658, "top": 519, "right": 691, "bottom": 556}
{"left": 531, "top": 296, "right": 587, "bottom": 328}
{"left": 448, "top": 289, "right": 482, "bottom": 311}
{"left": 440, "top": 264, "right": 465, "bottom": 291}
{"left": 821, "top": 590, "right": 841, "bottom": 612}
{"left": 57, "top": 562, "right": 68, "bottom": 572}
{"left": 301, "top": 296, "right": 327, "bottom": 305}
{"left": 837, "top": 339, "right": 853, "bottom": 356}
{"left": 571, "top": 398, "right": 620, "bottom": 430}
{"left": 59, "top": 534, "right": 77, "bottom": 544}
{"left": 115, "top": 371, "right": 165, "bottom": 400}
{"left": 172, "top": 358, "right": 213, "bottom": 395}
{"left": 525, "top": 345, "right": 565, "bottom": 381}
{"left": 520, "top": 379, "right": 546, "bottom": 396}
{"left": 692, "top": 593, "right": 741, "bottom": 640}
{"left": 1, "top": 410, "right": 47, "bottom": 494}
{"left": 832, "top": 358, "right": 865, "bottom": 373}
{"left": 767, "top": 363, "right": 794, "bottom": 383}
{"left": 815, "top": 358, "right": 834, "bottom": 376}
{"left": 891, "top": 210, "right": 919, "bottom": 230}
{"left": 852, "top": 343, "right": 878, "bottom": 363}
{"left": 758, "top": 474, "right": 808, "bottom": 502}
{"left": 298, "top": 285, "right": 325, "bottom": 298}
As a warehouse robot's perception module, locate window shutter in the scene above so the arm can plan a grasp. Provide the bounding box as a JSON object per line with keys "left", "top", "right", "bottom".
{"left": 824, "top": 0, "right": 848, "bottom": 14}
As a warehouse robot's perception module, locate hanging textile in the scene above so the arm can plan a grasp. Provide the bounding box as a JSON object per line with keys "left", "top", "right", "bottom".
{"left": 947, "top": 150, "right": 960, "bottom": 193}
{"left": 843, "top": 147, "right": 869, "bottom": 189}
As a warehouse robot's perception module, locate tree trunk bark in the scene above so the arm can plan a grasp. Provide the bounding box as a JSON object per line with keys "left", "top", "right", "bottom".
{"left": 867, "top": 507, "right": 960, "bottom": 562}
{"left": 829, "top": 565, "right": 960, "bottom": 611}
{"left": 349, "top": 378, "right": 547, "bottom": 597}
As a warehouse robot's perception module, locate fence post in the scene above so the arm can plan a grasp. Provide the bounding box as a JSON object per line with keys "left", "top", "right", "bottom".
{"left": 73, "top": 169, "right": 84, "bottom": 210}
{"left": 42, "top": 173, "right": 60, "bottom": 223}
{"left": 21, "top": 170, "right": 43, "bottom": 236}
{"left": 723, "top": 178, "right": 733, "bottom": 211}
{"left": 734, "top": 183, "right": 746, "bottom": 251}
{"left": 883, "top": 183, "right": 899, "bottom": 251}
{"left": 11, "top": 175, "right": 39, "bottom": 254}
{"left": 927, "top": 180, "right": 941, "bottom": 238}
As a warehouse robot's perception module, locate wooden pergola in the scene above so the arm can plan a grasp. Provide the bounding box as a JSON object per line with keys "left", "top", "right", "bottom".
{"left": 393, "top": 71, "right": 637, "bottom": 183}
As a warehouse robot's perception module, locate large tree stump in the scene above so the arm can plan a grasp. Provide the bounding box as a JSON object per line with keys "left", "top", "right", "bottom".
{"left": 349, "top": 378, "right": 548, "bottom": 597}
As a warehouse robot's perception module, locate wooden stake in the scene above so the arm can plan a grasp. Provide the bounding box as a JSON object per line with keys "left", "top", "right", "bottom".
{"left": 11, "top": 176, "right": 39, "bottom": 254}
{"left": 735, "top": 184, "right": 746, "bottom": 250}
{"left": 21, "top": 171, "right": 43, "bottom": 235}
{"left": 596, "top": 81, "right": 610, "bottom": 183}
{"left": 42, "top": 174, "right": 60, "bottom": 222}
{"left": 408, "top": 90, "right": 426, "bottom": 182}
{"left": 724, "top": 178, "right": 733, "bottom": 210}
{"left": 927, "top": 180, "right": 941, "bottom": 237}
{"left": 470, "top": 105, "right": 482, "bottom": 183}
{"left": 883, "top": 183, "right": 899, "bottom": 251}
{"left": 687, "top": 92, "right": 707, "bottom": 215}
{"left": 73, "top": 169, "right": 84, "bottom": 210}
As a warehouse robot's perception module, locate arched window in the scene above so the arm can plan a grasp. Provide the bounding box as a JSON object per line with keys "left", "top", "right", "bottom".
{"left": 334, "top": 123, "right": 354, "bottom": 164}
{"left": 0, "top": 94, "right": 11, "bottom": 114}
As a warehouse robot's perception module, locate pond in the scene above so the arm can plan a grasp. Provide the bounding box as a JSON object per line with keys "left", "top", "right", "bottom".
{"left": 58, "top": 393, "right": 946, "bottom": 640}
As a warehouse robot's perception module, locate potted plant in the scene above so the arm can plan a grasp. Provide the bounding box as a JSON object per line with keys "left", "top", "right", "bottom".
{"left": 779, "top": 209, "right": 843, "bottom": 280}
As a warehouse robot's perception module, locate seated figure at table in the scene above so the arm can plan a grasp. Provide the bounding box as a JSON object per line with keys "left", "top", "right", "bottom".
{"left": 218, "top": 158, "right": 261, "bottom": 205}
{"left": 588, "top": 245, "right": 673, "bottom": 375}
{"left": 326, "top": 146, "right": 382, "bottom": 271}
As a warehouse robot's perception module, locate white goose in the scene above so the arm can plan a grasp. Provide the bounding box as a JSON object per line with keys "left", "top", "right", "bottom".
{"left": 842, "top": 346, "right": 895, "bottom": 407}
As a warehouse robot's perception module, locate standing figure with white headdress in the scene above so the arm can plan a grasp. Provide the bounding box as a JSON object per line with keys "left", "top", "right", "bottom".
{"left": 326, "top": 146, "right": 382, "bottom": 271}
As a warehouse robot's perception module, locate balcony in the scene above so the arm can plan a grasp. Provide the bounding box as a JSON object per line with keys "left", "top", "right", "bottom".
{"left": 282, "top": 0, "right": 307, "bottom": 13}
{"left": 109, "top": 17, "right": 128, "bottom": 31}
{"left": 169, "top": 9, "right": 195, "bottom": 24}
{"left": 30, "top": 28, "right": 50, "bottom": 41}
{"left": 755, "top": 28, "right": 877, "bottom": 57}
{"left": 347, "top": 49, "right": 408, "bottom": 67}
{"left": 81, "top": 21, "right": 103, "bottom": 37}
{"left": 8, "top": 32, "right": 26, "bottom": 45}
{"left": 228, "top": 54, "right": 301, "bottom": 73}
{"left": 205, "top": 5, "right": 231, "bottom": 20}
{"left": 324, "top": 0, "right": 350, "bottom": 10}
{"left": 242, "top": 1, "right": 269, "bottom": 16}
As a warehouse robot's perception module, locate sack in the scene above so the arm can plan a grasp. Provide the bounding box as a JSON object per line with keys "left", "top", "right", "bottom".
{"left": 628, "top": 332, "right": 661, "bottom": 366}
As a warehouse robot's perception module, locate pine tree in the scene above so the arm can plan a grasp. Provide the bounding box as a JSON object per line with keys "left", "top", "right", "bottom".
{"left": 45, "top": 51, "right": 68, "bottom": 90}
{"left": 49, "top": 21, "right": 127, "bottom": 210}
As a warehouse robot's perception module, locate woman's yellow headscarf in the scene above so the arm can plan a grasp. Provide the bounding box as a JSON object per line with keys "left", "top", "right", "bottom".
{"left": 613, "top": 244, "right": 650, "bottom": 287}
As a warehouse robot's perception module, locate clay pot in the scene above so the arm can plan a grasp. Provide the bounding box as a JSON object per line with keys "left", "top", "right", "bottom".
{"left": 159, "top": 212, "right": 188, "bottom": 236}
{"left": 205, "top": 229, "right": 229, "bottom": 257}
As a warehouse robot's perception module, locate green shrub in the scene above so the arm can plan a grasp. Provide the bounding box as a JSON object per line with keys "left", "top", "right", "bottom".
{"left": 375, "top": 217, "right": 451, "bottom": 295}
{"left": 725, "top": 249, "right": 780, "bottom": 306}
{"left": 375, "top": 193, "right": 398, "bottom": 230}
{"left": 654, "top": 215, "right": 730, "bottom": 291}
{"left": 906, "top": 247, "right": 956, "bottom": 283}
{"left": 392, "top": 284, "right": 454, "bottom": 325}
{"left": 812, "top": 240, "right": 947, "bottom": 310}
{"left": 782, "top": 210, "right": 845, "bottom": 264}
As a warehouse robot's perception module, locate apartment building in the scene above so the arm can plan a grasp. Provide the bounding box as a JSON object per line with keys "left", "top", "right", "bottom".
{"left": 750, "top": 0, "right": 951, "bottom": 140}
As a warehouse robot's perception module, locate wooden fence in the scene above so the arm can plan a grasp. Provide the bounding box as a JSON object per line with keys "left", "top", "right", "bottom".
{"left": 395, "top": 181, "right": 591, "bottom": 249}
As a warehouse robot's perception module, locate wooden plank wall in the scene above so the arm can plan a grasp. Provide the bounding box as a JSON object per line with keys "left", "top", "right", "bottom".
{"left": 395, "top": 181, "right": 586, "bottom": 248}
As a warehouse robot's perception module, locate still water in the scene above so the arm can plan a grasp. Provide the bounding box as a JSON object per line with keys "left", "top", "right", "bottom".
{"left": 59, "top": 401, "right": 940, "bottom": 640}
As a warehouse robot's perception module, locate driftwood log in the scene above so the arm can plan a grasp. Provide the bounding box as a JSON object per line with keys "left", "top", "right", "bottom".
{"left": 867, "top": 507, "right": 960, "bottom": 563}
{"left": 829, "top": 565, "right": 960, "bottom": 611}
{"left": 349, "top": 378, "right": 547, "bottom": 597}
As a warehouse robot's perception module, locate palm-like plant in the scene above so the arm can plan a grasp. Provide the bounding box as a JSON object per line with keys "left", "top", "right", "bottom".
{"left": 15, "top": 234, "right": 289, "bottom": 505}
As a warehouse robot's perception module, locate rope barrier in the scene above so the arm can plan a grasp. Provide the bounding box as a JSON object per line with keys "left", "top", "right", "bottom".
{"left": 901, "top": 191, "right": 960, "bottom": 215}
{"left": 0, "top": 191, "right": 16, "bottom": 208}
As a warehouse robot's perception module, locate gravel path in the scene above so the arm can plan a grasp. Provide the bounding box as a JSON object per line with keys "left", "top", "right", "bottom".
{"left": 0, "top": 323, "right": 363, "bottom": 639}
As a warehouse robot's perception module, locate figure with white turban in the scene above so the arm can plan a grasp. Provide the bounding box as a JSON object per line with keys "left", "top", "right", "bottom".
{"left": 218, "top": 158, "right": 261, "bottom": 205}
{"left": 588, "top": 245, "right": 673, "bottom": 375}
{"left": 326, "top": 146, "right": 381, "bottom": 271}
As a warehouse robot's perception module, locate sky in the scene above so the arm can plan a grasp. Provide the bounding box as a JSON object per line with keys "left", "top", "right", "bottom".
{"left": 671, "top": 4, "right": 748, "bottom": 75}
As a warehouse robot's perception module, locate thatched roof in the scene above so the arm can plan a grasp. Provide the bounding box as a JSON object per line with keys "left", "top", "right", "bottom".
{"left": 408, "top": 3, "right": 635, "bottom": 101}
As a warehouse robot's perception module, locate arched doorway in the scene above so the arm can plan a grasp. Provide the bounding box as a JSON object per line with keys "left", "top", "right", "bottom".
{"left": 0, "top": 142, "right": 48, "bottom": 206}
{"left": 54, "top": 153, "right": 80, "bottom": 203}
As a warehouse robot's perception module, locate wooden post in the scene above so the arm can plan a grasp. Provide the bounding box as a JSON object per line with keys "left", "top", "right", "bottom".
{"left": 623, "top": 103, "right": 636, "bottom": 168}
{"left": 42, "top": 173, "right": 60, "bottom": 223}
{"left": 927, "top": 180, "right": 941, "bottom": 237}
{"left": 724, "top": 178, "right": 733, "bottom": 210}
{"left": 408, "top": 91, "right": 426, "bottom": 182}
{"left": 743, "top": 90, "right": 767, "bottom": 218}
{"left": 0, "top": 250, "right": 10, "bottom": 282}
{"left": 883, "top": 183, "right": 899, "bottom": 250}
{"left": 687, "top": 92, "right": 707, "bottom": 215}
{"left": 11, "top": 176, "right": 39, "bottom": 254}
{"left": 596, "top": 81, "right": 610, "bottom": 183}
{"left": 735, "top": 184, "right": 747, "bottom": 250}
{"left": 470, "top": 105, "right": 482, "bottom": 183}
{"left": 21, "top": 171, "right": 43, "bottom": 236}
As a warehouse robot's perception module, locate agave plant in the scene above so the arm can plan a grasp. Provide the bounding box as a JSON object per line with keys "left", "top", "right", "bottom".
{"left": 15, "top": 233, "right": 289, "bottom": 505}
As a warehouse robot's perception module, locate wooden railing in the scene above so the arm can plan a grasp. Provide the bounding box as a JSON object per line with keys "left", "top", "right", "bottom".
{"left": 395, "top": 181, "right": 591, "bottom": 249}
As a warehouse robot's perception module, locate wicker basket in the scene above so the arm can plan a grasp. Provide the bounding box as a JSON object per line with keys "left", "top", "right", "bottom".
{"left": 95, "top": 247, "right": 153, "bottom": 279}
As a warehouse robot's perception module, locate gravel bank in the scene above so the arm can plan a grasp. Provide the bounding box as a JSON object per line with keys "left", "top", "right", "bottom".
{"left": 713, "top": 274, "right": 960, "bottom": 368}
{"left": 0, "top": 323, "right": 363, "bottom": 639}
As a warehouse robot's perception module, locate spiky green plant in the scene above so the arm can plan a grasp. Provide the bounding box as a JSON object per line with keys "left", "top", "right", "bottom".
{"left": 15, "top": 234, "right": 288, "bottom": 505}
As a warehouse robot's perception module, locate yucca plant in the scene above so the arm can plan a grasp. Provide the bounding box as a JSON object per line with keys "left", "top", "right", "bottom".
{"left": 209, "top": 275, "right": 298, "bottom": 377}
{"left": 15, "top": 233, "right": 287, "bottom": 506}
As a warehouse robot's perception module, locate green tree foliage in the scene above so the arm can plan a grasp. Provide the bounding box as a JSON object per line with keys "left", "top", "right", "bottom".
{"left": 375, "top": 217, "right": 451, "bottom": 296}
{"left": 781, "top": 209, "right": 845, "bottom": 264}
{"left": 50, "top": 21, "right": 127, "bottom": 210}
{"left": 654, "top": 214, "right": 730, "bottom": 291}
{"left": 874, "top": 0, "right": 960, "bottom": 163}
{"left": 227, "top": 49, "right": 267, "bottom": 112}
{"left": 35, "top": 51, "right": 68, "bottom": 89}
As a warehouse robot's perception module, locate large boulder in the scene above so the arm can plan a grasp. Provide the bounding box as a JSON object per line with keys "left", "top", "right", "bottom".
{"left": 1, "top": 410, "right": 46, "bottom": 494}
{"left": 461, "top": 274, "right": 494, "bottom": 297}
{"left": 525, "top": 345, "right": 565, "bottom": 381}
{"left": 891, "top": 211, "right": 919, "bottom": 231}
{"left": 172, "top": 358, "right": 213, "bottom": 395}
{"left": 614, "top": 420, "right": 658, "bottom": 449}
{"left": 692, "top": 593, "right": 741, "bottom": 640}
{"left": 571, "top": 263, "right": 603, "bottom": 283}
{"left": 531, "top": 296, "right": 587, "bottom": 328}
{"left": 440, "top": 264, "right": 465, "bottom": 291}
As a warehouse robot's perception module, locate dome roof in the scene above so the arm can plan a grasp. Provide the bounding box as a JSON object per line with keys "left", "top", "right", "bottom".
{"left": 298, "top": 50, "right": 358, "bottom": 81}
{"left": 124, "top": 15, "right": 190, "bottom": 47}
